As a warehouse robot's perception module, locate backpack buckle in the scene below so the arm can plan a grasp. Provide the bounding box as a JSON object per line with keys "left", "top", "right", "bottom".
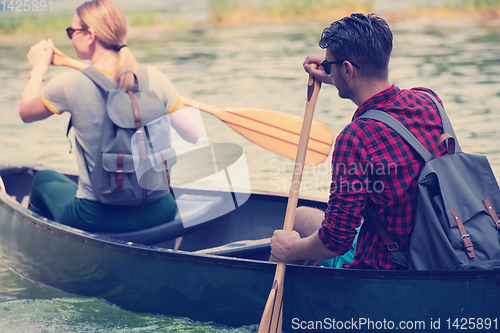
{"left": 388, "top": 243, "right": 399, "bottom": 252}
{"left": 461, "top": 233, "right": 470, "bottom": 239}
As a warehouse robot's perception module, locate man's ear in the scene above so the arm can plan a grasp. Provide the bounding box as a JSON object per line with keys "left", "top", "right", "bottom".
{"left": 343, "top": 61, "right": 355, "bottom": 79}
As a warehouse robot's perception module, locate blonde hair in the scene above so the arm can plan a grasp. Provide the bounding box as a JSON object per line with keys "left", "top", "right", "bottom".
{"left": 77, "top": 0, "right": 138, "bottom": 92}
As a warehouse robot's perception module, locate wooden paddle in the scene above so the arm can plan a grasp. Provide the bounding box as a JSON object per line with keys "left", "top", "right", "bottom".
{"left": 258, "top": 68, "right": 322, "bottom": 333}
{"left": 50, "top": 47, "right": 333, "bottom": 165}
{"left": 0, "top": 175, "right": 6, "bottom": 193}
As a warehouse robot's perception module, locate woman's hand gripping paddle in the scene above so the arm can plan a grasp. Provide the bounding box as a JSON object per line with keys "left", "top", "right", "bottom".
{"left": 258, "top": 67, "right": 322, "bottom": 333}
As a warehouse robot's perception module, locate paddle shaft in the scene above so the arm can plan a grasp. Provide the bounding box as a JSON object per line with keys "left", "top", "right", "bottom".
{"left": 258, "top": 71, "right": 322, "bottom": 333}
{"left": 50, "top": 48, "right": 333, "bottom": 165}
{"left": 0, "top": 175, "right": 5, "bottom": 193}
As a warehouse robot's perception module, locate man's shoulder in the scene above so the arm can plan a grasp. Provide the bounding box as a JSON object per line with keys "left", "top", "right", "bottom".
{"left": 336, "top": 119, "right": 372, "bottom": 145}
{"left": 368, "top": 86, "right": 443, "bottom": 117}
{"left": 404, "top": 87, "right": 443, "bottom": 106}
{"left": 408, "top": 87, "right": 438, "bottom": 96}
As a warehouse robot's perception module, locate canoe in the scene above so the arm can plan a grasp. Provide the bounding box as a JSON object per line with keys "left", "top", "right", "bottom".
{"left": 1, "top": 162, "right": 500, "bottom": 331}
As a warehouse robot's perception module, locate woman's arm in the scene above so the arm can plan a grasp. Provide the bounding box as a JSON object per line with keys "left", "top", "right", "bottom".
{"left": 169, "top": 102, "right": 200, "bottom": 143}
{"left": 19, "top": 39, "right": 55, "bottom": 123}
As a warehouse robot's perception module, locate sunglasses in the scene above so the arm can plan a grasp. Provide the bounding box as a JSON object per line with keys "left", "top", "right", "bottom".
{"left": 321, "top": 59, "right": 361, "bottom": 74}
{"left": 66, "top": 26, "right": 87, "bottom": 39}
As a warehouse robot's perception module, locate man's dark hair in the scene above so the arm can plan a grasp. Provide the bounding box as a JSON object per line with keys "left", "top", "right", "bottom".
{"left": 319, "top": 13, "right": 393, "bottom": 79}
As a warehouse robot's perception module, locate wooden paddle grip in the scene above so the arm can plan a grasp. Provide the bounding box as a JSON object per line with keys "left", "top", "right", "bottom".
{"left": 282, "top": 74, "right": 321, "bottom": 232}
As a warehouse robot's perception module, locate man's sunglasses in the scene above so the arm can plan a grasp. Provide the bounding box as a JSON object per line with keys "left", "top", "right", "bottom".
{"left": 66, "top": 27, "right": 87, "bottom": 39}
{"left": 321, "top": 59, "right": 361, "bottom": 74}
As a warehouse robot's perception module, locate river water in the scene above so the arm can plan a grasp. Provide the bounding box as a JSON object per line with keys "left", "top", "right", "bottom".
{"left": 1, "top": 1, "right": 500, "bottom": 331}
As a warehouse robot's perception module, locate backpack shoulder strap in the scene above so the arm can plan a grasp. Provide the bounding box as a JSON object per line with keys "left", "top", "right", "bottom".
{"left": 366, "top": 206, "right": 400, "bottom": 252}
{"left": 80, "top": 66, "right": 116, "bottom": 92}
{"left": 358, "top": 110, "right": 433, "bottom": 163}
{"left": 414, "top": 89, "right": 462, "bottom": 152}
{"left": 66, "top": 66, "right": 115, "bottom": 152}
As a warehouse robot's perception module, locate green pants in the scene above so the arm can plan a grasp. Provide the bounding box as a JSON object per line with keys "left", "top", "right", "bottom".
{"left": 28, "top": 169, "right": 178, "bottom": 232}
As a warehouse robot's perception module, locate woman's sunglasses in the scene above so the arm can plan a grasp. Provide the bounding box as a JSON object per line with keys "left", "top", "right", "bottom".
{"left": 321, "top": 59, "right": 361, "bottom": 74}
{"left": 66, "top": 27, "right": 87, "bottom": 39}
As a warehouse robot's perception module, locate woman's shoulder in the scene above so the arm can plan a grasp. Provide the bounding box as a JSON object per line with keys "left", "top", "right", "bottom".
{"left": 141, "top": 65, "right": 177, "bottom": 93}
{"left": 53, "top": 70, "right": 89, "bottom": 80}
{"left": 47, "top": 70, "right": 94, "bottom": 89}
{"left": 42, "top": 70, "right": 107, "bottom": 110}
{"left": 143, "top": 65, "right": 167, "bottom": 80}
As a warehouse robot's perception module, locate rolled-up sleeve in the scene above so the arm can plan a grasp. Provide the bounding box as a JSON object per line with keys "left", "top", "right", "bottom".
{"left": 41, "top": 72, "right": 72, "bottom": 114}
{"left": 318, "top": 126, "right": 369, "bottom": 256}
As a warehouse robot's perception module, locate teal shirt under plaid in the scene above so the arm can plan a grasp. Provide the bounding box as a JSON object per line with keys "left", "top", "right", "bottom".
{"left": 318, "top": 85, "right": 448, "bottom": 270}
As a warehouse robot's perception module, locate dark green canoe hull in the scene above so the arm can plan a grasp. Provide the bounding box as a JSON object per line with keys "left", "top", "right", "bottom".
{"left": 1, "top": 163, "right": 500, "bottom": 331}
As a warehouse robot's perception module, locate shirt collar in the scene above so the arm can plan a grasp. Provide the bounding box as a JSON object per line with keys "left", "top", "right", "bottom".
{"left": 352, "top": 84, "right": 400, "bottom": 121}
{"left": 95, "top": 67, "right": 114, "bottom": 76}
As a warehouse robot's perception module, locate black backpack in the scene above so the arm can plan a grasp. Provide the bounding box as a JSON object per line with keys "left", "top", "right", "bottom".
{"left": 359, "top": 92, "right": 500, "bottom": 270}
{"left": 74, "top": 65, "right": 176, "bottom": 206}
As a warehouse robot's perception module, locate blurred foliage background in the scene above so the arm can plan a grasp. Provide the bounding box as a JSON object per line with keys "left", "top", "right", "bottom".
{"left": 0, "top": 0, "right": 498, "bottom": 36}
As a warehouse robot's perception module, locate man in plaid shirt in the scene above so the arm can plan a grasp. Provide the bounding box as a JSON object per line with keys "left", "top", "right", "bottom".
{"left": 270, "top": 13, "right": 446, "bottom": 269}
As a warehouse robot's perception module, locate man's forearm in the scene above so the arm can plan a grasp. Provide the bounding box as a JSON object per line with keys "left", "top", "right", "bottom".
{"left": 292, "top": 230, "right": 339, "bottom": 262}
{"left": 271, "top": 228, "right": 338, "bottom": 262}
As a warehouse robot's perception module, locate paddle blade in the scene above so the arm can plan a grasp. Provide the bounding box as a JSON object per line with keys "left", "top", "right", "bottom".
{"left": 180, "top": 97, "right": 333, "bottom": 165}
{"left": 221, "top": 107, "right": 332, "bottom": 165}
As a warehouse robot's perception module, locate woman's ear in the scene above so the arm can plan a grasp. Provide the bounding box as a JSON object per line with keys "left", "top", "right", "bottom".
{"left": 86, "top": 28, "right": 97, "bottom": 46}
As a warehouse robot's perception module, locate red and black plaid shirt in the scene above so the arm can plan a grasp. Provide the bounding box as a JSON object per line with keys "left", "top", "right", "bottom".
{"left": 318, "top": 85, "right": 447, "bottom": 270}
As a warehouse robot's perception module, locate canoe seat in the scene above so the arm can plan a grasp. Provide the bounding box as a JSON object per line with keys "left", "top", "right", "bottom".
{"left": 96, "top": 194, "right": 224, "bottom": 245}
{"left": 195, "top": 238, "right": 271, "bottom": 260}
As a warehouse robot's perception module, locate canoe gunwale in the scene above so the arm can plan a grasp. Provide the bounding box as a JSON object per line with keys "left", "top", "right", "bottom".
{"left": 0, "top": 188, "right": 277, "bottom": 271}
{"left": 2, "top": 162, "right": 500, "bottom": 282}
{"left": 2, "top": 185, "right": 500, "bottom": 282}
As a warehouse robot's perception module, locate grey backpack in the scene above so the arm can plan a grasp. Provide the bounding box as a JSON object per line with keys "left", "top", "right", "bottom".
{"left": 76, "top": 65, "right": 176, "bottom": 206}
{"left": 359, "top": 92, "right": 500, "bottom": 270}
